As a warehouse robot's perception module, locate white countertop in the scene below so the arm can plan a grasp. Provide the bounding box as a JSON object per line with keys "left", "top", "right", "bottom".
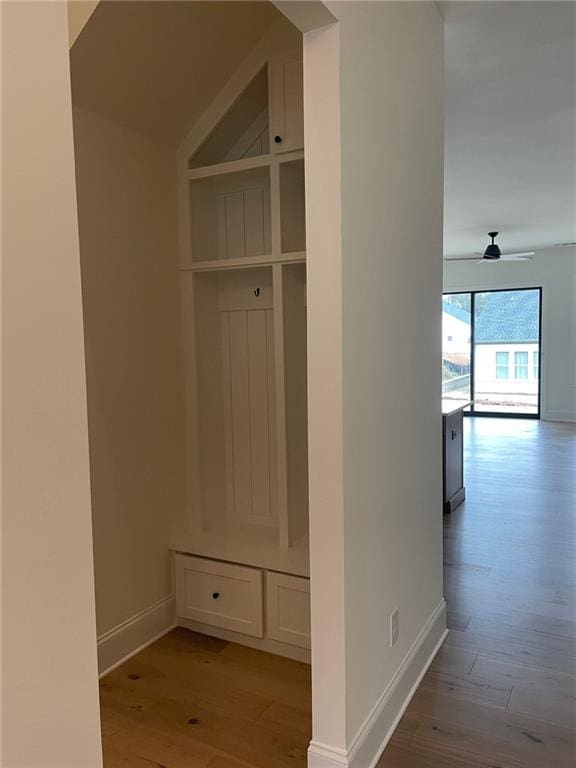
{"left": 442, "top": 399, "right": 472, "bottom": 416}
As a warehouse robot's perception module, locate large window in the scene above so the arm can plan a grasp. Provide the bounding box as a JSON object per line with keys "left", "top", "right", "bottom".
{"left": 442, "top": 288, "right": 541, "bottom": 417}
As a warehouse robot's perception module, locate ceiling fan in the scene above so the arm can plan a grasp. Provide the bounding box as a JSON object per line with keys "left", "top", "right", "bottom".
{"left": 449, "top": 232, "right": 535, "bottom": 263}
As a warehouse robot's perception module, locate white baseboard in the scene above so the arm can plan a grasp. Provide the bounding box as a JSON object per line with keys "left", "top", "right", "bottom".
{"left": 308, "top": 598, "right": 448, "bottom": 768}
{"left": 542, "top": 411, "right": 576, "bottom": 423}
{"left": 97, "top": 595, "right": 176, "bottom": 677}
{"left": 177, "top": 617, "right": 311, "bottom": 664}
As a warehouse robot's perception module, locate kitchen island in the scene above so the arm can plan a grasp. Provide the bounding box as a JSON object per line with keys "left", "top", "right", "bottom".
{"left": 442, "top": 400, "right": 470, "bottom": 514}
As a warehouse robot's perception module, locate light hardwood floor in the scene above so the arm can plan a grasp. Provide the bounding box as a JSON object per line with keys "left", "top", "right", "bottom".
{"left": 100, "top": 419, "right": 576, "bottom": 768}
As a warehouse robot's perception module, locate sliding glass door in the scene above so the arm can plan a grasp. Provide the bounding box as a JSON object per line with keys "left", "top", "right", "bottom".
{"left": 442, "top": 288, "right": 541, "bottom": 417}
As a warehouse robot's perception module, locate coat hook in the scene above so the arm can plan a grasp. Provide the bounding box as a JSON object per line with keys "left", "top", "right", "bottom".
{"left": 254, "top": 288, "right": 260, "bottom": 297}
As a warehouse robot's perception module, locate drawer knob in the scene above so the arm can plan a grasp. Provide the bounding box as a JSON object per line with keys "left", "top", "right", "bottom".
{"left": 212, "top": 592, "right": 220, "bottom": 600}
{"left": 274, "top": 135, "right": 282, "bottom": 144}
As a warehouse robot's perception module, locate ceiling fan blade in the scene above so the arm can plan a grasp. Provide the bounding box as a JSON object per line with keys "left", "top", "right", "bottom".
{"left": 446, "top": 250, "right": 534, "bottom": 262}
{"left": 476, "top": 254, "right": 534, "bottom": 264}
{"left": 499, "top": 252, "right": 535, "bottom": 260}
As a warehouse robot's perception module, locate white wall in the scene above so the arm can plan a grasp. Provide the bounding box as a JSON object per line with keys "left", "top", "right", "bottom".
{"left": 444, "top": 248, "right": 576, "bottom": 421}
{"left": 72, "top": 107, "right": 187, "bottom": 655}
{"left": 1, "top": 2, "right": 102, "bottom": 765}
{"left": 304, "top": 3, "right": 446, "bottom": 765}
{"left": 304, "top": 19, "right": 348, "bottom": 755}
{"left": 338, "top": 0, "right": 445, "bottom": 747}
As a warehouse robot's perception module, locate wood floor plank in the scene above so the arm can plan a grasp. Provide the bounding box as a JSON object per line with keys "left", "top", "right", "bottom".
{"left": 418, "top": 669, "right": 512, "bottom": 708}
{"left": 253, "top": 701, "right": 311, "bottom": 739}
{"left": 103, "top": 731, "right": 211, "bottom": 768}
{"left": 507, "top": 684, "right": 576, "bottom": 730}
{"left": 470, "top": 655, "right": 576, "bottom": 695}
{"left": 409, "top": 716, "right": 544, "bottom": 768}
{"left": 428, "top": 645, "right": 477, "bottom": 676}
{"left": 407, "top": 686, "right": 575, "bottom": 764}
{"left": 446, "top": 610, "right": 471, "bottom": 632}
{"left": 378, "top": 741, "right": 518, "bottom": 768}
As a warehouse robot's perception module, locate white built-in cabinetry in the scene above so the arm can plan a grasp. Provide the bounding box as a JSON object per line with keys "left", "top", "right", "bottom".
{"left": 171, "top": 45, "right": 310, "bottom": 661}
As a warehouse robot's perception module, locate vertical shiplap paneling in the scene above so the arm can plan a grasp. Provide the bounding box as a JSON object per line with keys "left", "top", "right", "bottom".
{"left": 228, "top": 311, "right": 252, "bottom": 518}
{"left": 225, "top": 192, "right": 246, "bottom": 260}
{"left": 221, "top": 312, "right": 235, "bottom": 518}
{"left": 216, "top": 186, "right": 271, "bottom": 260}
{"left": 222, "top": 307, "right": 277, "bottom": 525}
{"left": 266, "top": 308, "right": 278, "bottom": 521}
{"left": 263, "top": 188, "right": 272, "bottom": 254}
{"left": 247, "top": 310, "right": 272, "bottom": 520}
{"left": 244, "top": 189, "right": 265, "bottom": 257}
{"left": 216, "top": 196, "right": 228, "bottom": 261}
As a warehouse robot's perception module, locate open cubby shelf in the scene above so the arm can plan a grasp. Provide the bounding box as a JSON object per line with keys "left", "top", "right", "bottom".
{"left": 186, "top": 152, "right": 306, "bottom": 265}
{"left": 189, "top": 166, "right": 272, "bottom": 263}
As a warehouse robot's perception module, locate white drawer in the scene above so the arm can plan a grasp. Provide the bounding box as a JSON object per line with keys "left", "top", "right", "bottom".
{"left": 266, "top": 572, "right": 311, "bottom": 649}
{"left": 175, "top": 554, "right": 263, "bottom": 638}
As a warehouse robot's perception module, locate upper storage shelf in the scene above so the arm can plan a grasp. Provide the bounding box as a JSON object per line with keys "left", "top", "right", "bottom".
{"left": 189, "top": 68, "right": 270, "bottom": 169}
{"left": 181, "top": 48, "right": 304, "bottom": 268}
{"left": 186, "top": 49, "right": 303, "bottom": 173}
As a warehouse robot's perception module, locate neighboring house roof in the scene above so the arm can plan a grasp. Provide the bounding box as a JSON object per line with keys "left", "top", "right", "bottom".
{"left": 443, "top": 301, "right": 471, "bottom": 325}
{"left": 444, "top": 352, "right": 470, "bottom": 367}
{"left": 475, "top": 290, "right": 539, "bottom": 343}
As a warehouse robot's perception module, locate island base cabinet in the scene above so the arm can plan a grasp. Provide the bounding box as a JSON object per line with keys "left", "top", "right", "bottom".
{"left": 442, "top": 409, "right": 466, "bottom": 514}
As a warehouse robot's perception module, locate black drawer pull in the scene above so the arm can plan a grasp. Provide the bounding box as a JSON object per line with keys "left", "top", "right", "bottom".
{"left": 212, "top": 592, "right": 220, "bottom": 600}
{"left": 274, "top": 135, "right": 282, "bottom": 144}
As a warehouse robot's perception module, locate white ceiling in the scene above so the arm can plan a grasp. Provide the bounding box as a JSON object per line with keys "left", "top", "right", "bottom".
{"left": 442, "top": 1, "right": 576, "bottom": 258}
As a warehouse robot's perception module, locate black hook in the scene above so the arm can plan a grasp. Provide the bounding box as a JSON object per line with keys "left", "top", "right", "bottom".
{"left": 254, "top": 288, "right": 260, "bottom": 297}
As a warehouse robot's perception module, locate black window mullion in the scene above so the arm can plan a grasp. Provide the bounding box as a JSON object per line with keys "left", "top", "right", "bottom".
{"left": 470, "top": 291, "right": 476, "bottom": 413}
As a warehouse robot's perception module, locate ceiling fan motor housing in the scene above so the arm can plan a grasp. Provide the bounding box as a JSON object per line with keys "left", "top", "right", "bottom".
{"left": 484, "top": 231, "right": 501, "bottom": 259}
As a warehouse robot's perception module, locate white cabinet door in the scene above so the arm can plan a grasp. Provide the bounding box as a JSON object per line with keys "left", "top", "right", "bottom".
{"left": 175, "top": 554, "right": 263, "bottom": 637}
{"left": 266, "top": 572, "right": 310, "bottom": 648}
{"left": 269, "top": 50, "right": 304, "bottom": 154}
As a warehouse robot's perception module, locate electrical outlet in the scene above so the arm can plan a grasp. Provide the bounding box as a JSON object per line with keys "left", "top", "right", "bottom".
{"left": 390, "top": 609, "right": 400, "bottom": 646}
